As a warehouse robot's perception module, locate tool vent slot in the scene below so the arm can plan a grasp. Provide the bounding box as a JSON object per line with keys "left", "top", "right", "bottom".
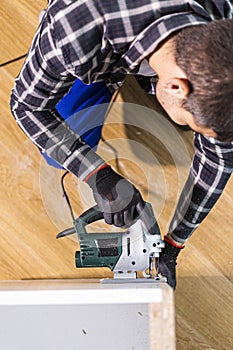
{"left": 95, "top": 238, "right": 119, "bottom": 257}
{"left": 127, "top": 237, "right": 130, "bottom": 256}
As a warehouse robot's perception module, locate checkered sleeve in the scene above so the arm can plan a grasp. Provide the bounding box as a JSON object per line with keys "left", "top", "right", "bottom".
{"left": 10, "top": 10, "right": 105, "bottom": 179}
{"left": 169, "top": 133, "right": 233, "bottom": 243}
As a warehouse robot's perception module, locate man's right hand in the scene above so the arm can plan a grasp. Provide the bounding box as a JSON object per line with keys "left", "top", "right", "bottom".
{"left": 84, "top": 164, "right": 151, "bottom": 229}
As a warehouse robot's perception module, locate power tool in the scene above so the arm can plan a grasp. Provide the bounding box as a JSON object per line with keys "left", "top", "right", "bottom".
{"left": 57, "top": 202, "right": 166, "bottom": 284}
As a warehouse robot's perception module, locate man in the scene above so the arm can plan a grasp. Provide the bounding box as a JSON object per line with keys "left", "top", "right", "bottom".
{"left": 10, "top": 0, "right": 233, "bottom": 289}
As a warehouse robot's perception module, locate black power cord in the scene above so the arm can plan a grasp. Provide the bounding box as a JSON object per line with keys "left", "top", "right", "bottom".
{"left": 0, "top": 53, "right": 27, "bottom": 68}
{"left": 61, "top": 170, "right": 76, "bottom": 222}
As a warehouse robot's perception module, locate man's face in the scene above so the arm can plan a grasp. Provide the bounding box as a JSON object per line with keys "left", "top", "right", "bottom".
{"left": 156, "top": 80, "right": 217, "bottom": 138}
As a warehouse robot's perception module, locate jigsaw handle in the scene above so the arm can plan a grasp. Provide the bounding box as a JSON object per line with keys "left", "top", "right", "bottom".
{"left": 56, "top": 205, "right": 104, "bottom": 239}
{"left": 57, "top": 202, "right": 160, "bottom": 238}
{"left": 78, "top": 202, "right": 160, "bottom": 235}
{"left": 79, "top": 205, "right": 104, "bottom": 225}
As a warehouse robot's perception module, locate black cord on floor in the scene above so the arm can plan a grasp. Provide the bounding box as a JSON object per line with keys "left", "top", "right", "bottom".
{"left": 61, "top": 171, "right": 76, "bottom": 222}
{"left": 0, "top": 53, "right": 27, "bottom": 68}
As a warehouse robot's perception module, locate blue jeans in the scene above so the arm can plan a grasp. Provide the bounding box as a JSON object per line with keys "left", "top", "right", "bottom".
{"left": 42, "top": 79, "right": 113, "bottom": 168}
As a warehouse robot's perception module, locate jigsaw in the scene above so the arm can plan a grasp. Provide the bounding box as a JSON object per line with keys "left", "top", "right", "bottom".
{"left": 57, "top": 202, "right": 166, "bottom": 284}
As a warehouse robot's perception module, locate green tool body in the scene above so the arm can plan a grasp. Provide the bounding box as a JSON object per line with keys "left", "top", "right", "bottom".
{"left": 74, "top": 206, "right": 124, "bottom": 271}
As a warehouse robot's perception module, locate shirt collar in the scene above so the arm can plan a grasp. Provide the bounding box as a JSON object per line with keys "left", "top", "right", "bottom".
{"left": 121, "top": 12, "right": 209, "bottom": 72}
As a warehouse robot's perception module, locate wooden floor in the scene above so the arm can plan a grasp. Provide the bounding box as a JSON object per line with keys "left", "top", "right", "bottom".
{"left": 0, "top": 1, "right": 232, "bottom": 349}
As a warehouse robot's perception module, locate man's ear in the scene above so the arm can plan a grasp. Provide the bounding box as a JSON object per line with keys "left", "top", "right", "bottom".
{"left": 162, "top": 78, "right": 190, "bottom": 98}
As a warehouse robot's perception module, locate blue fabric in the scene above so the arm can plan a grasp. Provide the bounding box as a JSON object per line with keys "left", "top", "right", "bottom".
{"left": 42, "top": 79, "right": 113, "bottom": 168}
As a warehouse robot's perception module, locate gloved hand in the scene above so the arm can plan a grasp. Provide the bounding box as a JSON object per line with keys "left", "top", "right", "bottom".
{"left": 84, "top": 164, "right": 154, "bottom": 229}
{"left": 157, "top": 236, "right": 184, "bottom": 290}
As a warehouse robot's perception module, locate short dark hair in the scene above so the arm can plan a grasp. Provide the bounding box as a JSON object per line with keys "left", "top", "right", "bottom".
{"left": 174, "top": 19, "right": 233, "bottom": 142}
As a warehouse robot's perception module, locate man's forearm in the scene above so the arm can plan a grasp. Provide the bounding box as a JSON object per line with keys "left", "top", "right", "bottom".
{"left": 9, "top": 10, "right": 106, "bottom": 181}
{"left": 168, "top": 133, "right": 233, "bottom": 243}
{"left": 10, "top": 94, "right": 105, "bottom": 179}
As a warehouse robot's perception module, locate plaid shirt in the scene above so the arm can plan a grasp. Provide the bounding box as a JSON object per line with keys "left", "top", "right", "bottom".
{"left": 10, "top": 0, "right": 233, "bottom": 241}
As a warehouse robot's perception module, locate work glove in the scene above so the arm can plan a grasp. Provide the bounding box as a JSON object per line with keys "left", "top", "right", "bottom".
{"left": 157, "top": 236, "right": 184, "bottom": 290}
{"left": 84, "top": 164, "right": 154, "bottom": 230}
